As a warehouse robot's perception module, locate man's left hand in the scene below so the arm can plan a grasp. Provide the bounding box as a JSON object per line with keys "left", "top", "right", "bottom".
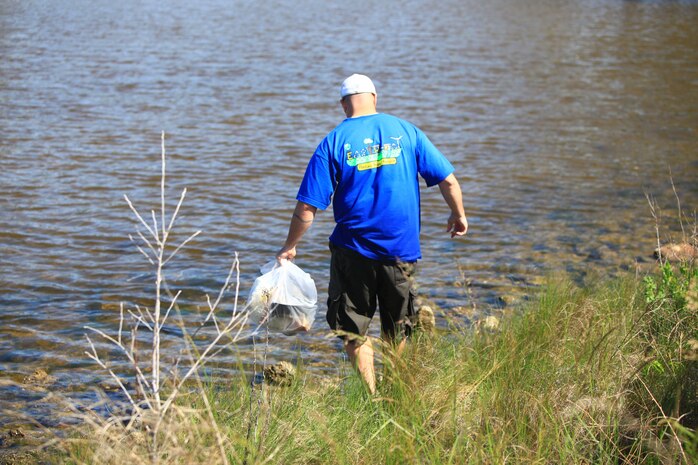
{"left": 447, "top": 214, "right": 468, "bottom": 238}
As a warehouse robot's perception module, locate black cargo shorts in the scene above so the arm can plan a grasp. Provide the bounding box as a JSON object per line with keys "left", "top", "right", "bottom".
{"left": 326, "top": 243, "right": 416, "bottom": 342}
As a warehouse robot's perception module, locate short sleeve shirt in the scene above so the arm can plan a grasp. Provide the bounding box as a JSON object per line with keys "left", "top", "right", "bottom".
{"left": 297, "top": 113, "right": 453, "bottom": 262}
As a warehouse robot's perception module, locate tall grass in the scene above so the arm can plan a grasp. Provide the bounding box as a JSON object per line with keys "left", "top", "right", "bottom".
{"left": 55, "top": 273, "right": 696, "bottom": 464}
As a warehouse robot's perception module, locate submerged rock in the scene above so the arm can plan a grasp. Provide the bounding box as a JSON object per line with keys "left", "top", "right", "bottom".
{"left": 0, "top": 429, "right": 25, "bottom": 448}
{"left": 655, "top": 243, "right": 697, "bottom": 262}
{"left": 450, "top": 305, "right": 476, "bottom": 319}
{"left": 22, "top": 369, "right": 56, "bottom": 386}
{"left": 263, "top": 361, "right": 296, "bottom": 386}
{"left": 497, "top": 295, "right": 520, "bottom": 307}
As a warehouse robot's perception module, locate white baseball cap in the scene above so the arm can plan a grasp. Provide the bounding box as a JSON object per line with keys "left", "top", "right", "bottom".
{"left": 340, "top": 74, "right": 376, "bottom": 98}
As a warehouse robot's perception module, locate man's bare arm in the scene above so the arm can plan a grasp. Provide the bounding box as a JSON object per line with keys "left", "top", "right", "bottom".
{"left": 277, "top": 201, "right": 318, "bottom": 260}
{"left": 438, "top": 173, "right": 468, "bottom": 238}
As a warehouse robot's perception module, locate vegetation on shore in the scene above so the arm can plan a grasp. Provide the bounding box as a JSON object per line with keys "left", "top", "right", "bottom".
{"left": 50, "top": 264, "right": 696, "bottom": 465}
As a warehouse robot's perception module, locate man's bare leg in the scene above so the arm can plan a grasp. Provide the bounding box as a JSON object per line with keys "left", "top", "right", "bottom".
{"left": 345, "top": 338, "right": 376, "bottom": 394}
{"left": 382, "top": 330, "right": 408, "bottom": 355}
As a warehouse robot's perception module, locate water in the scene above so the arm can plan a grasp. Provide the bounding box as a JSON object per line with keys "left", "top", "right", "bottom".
{"left": 1, "top": 0, "right": 697, "bottom": 426}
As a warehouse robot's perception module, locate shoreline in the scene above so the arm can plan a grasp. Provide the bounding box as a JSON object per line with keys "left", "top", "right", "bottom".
{"left": 2, "top": 261, "right": 696, "bottom": 464}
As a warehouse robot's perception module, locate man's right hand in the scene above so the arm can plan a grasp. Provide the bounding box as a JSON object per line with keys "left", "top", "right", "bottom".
{"left": 276, "top": 245, "right": 297, "bottom": 261}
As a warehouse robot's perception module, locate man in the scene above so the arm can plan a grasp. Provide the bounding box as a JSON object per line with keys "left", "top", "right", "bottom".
{"left": 277, "top": 74, "right": 467, "bottom": 393}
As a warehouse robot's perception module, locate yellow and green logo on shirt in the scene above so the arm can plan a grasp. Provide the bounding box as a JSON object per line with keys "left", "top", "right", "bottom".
{"left": 344, "top": 137, "right": 402, "bottom": 171}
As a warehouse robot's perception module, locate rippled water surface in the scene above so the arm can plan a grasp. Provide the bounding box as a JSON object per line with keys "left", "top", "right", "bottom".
{"left": 1, "top": 0, "right": 697, "bottom": 424}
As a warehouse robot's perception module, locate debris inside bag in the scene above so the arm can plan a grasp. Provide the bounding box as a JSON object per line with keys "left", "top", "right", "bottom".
{"left": 247, "top": 260, "right": 317, "bottom": 336}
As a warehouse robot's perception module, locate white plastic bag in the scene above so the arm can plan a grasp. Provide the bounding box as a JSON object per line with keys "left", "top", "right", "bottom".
{"left": 247, "top": 260, "right": 317, "bottom": 335}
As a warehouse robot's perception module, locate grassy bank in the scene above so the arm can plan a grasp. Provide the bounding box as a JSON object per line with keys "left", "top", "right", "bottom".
{"left": 53, "top": 270, "right": 697, "bottom": 465}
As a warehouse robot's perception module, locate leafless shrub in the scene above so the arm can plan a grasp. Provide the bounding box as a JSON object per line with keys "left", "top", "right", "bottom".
{"left": 75, "top": 132, "right": 262, "bottom": 465}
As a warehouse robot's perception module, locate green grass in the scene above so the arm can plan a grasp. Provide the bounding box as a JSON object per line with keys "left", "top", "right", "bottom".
{"left": 57, "top": 273, "right": 697, "bottom": 464}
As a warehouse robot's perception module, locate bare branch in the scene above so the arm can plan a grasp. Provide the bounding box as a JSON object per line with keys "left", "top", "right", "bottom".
{"left": 135, "top": 304, "right": 154, "bottom": 323}
{"left": 163, "top": 230, "right": 201, "bottom": 265}
{"left": 203, "top": 294, "right": 222, "bottom": 335}
{"left": 118, "top": 303, "right": 124, "bottom": 345}
{"left": 161, "top": 130, "right": 167, "bottom": 240}
{"left": 128, "top": 234, "right": 155, "bottom": 265}
{"left": 123, "top": 194, "right": 159, "bottom": 244}
{"left": 160, "top": 290, "right": 182, "bottom": 328}
{"left": 150, "top": 210, "right": 160, "bottom": 246}
{"left": 208, "top": 255, "right": 239, "bottom": 316}
{"left": 127, "top": 309, "right": 153, "bottom": 332}
{"left": 166, "top": 188, "right": 187, "bottom": 237}
{"left": 231, "top": 252, "right": 241, "bottom": 317}
{"left": 134, "top": 230, "right": 158, "bottom": 258}
{"left": 160, "top": 310, "right": 249, "bottom": 418}
{"left": 85, "top": 335, "right": 140, "bottom": 412}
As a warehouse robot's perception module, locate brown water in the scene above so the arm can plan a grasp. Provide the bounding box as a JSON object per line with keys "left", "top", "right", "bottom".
{"left": 1, "top": 0, "right": 697, "bottom": 426}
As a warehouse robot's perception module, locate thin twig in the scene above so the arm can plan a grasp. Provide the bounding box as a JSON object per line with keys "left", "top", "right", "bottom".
{"left": 668, "top": 167, "right": 686, "bottom": 241}
{"left": 166, "top": 188, "right": 187, "bottom": 237}
{"left": 163, "top": 230, "right": 202, "bottom": 265}
{"left": 160, "top": 290, "right": 182, "bottom": 328}
{"left": 118, "top": 303, "right": 125, "bottom": 345}
{"left": 85, "top": 335, "right": 139, "bottom": 412}
{"left": 124, "top": 194, "right": 159, "bottom": 245}
{"left": 151, "top": 209, "right": 160, "bottom": 245}
{"left": 84, "top": 325, "right": 152, "bottom": 404}
{"left": 135, "top": 229, "right": 158, "bottom": 258}
{"left": 136, "top": 304, "right": 155, "bottom": 323}
{"left": 161, "top": 130, "right": 167, "bottom": 241}
{"left": 130, "top": 234, "right": 156, "bottom": 265}
{"left": 128, "top": 309, "right": 153, "bottom": 332}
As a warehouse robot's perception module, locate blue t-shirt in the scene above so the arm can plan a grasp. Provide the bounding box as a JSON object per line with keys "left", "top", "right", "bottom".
{"left": 297, "top": 113, "right": 454, "bottom": 262}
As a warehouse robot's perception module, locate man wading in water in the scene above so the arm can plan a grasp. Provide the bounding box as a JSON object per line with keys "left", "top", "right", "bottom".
{"left": 277, "top": 74, "right": 467, "bottom": 394}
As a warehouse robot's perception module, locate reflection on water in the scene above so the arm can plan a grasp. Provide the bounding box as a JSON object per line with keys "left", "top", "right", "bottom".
{"left": 1, "top": 0, "right": 697, "bottom": 425}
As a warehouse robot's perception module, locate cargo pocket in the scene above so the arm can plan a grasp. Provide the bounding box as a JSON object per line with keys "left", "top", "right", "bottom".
{"left": 394, "top": 261, "right": 416, "bottom": 285}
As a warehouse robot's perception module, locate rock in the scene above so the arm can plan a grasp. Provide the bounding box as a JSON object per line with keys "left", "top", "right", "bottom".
{"left": 5, "top": 430, "right": 24, "bottom": 440}
{"left": 482, "top": 315, "right": 500, "bottom": 331}
{"left": 416, "top": 305, "right": 435, "bottom": 333}
{"left": 263, "top": 361, "right": 296, "bottom": 386}
{"left": 98, "top": 379, "right": 134, "bottom": 393}
{"left": 450, "top": 305, "right": 476, "bottom": 319}
{"left": 655, "top": 243, "right": 697, "bottom": 262}
{"left": 22, "top": 369, "right": 56, "bottom": 386}
{"left": 497, "top": 295, "right": 519, "bottom": 306}
{"left": 0, "top": 429, "right": 25, "bottom": 448}
{"left": 585, "top": 245, "right": 617, "bottom": 262}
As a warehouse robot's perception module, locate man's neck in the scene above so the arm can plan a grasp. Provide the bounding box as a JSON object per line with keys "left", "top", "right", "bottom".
{"left": 347, "top": 109, "right": 378, "bottom": 118}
